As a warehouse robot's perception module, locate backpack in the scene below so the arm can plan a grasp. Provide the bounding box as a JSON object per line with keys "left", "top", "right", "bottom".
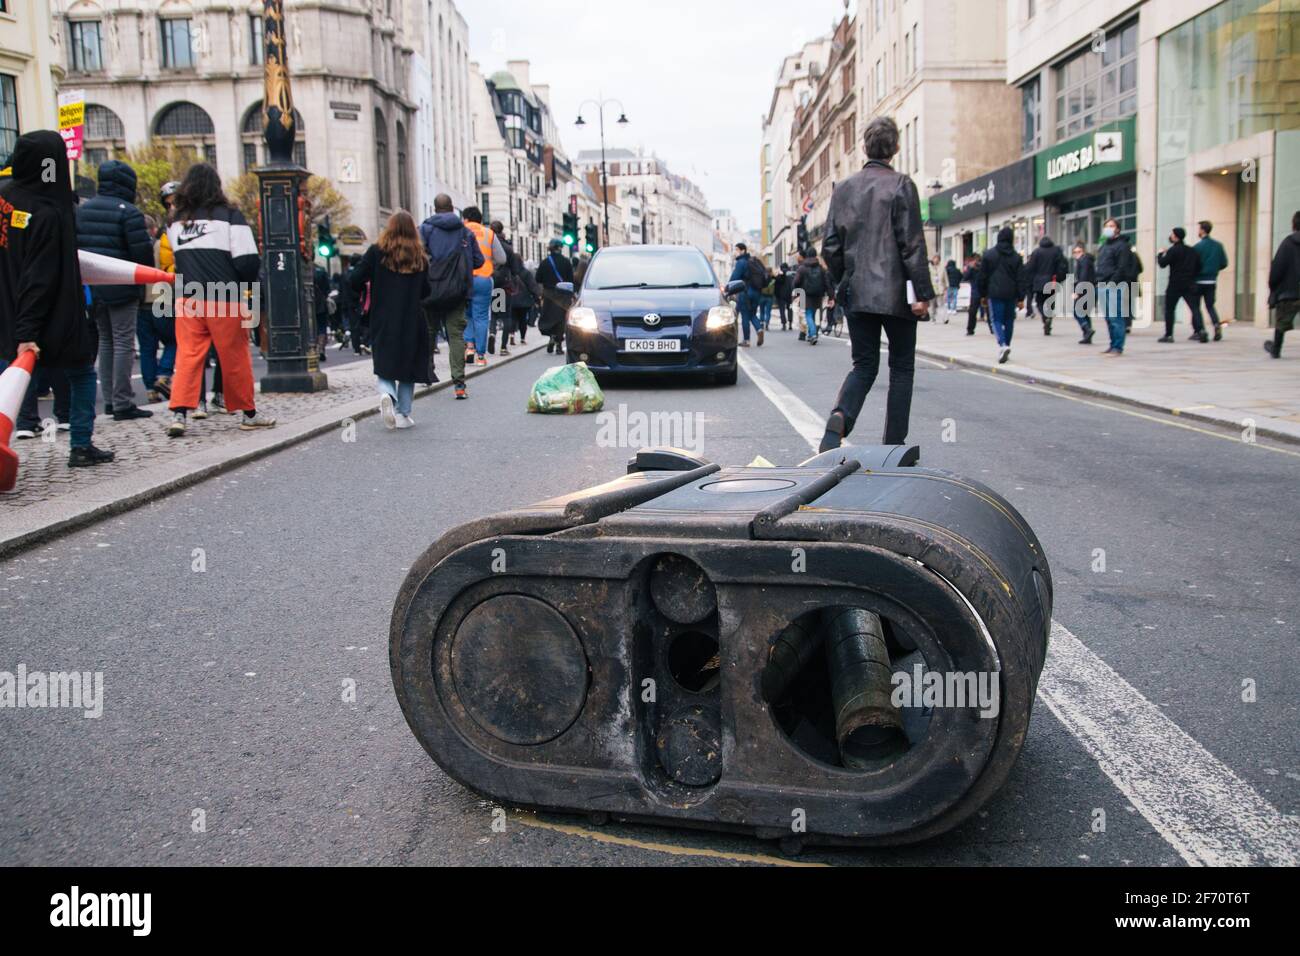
{"left": 426, "top": 238, "right": 471, "bottom": 309}
{"left": 746, "top": 256, "right": 769, "bottom": 292}
{"left": 802, "top": 265, "right": 826, "bottom": 298}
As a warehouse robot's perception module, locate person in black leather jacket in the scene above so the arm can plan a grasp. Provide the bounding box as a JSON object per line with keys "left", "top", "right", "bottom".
{"left": 818, "top": 116, "right": 932, "bottom": 452}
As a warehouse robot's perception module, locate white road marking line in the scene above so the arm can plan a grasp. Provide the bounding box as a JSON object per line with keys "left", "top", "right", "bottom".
{"left": 742, "top": 345, "right": 1300, "bottom": 866}
{"left": 817, "top": 331, "right": 950, "bottom": 368}
{"left": 1041, "top": 621, "right": 1300, "bottom": 867}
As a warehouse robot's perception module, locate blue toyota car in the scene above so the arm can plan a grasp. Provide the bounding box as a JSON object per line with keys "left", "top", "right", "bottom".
{"left": 564, "top": 245, "right": 740, "bottom": 385}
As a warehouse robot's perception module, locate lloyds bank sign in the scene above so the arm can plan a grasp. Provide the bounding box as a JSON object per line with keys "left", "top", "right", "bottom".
{"left": 1036, "top": 117, "right": 1136, "bottom": 197}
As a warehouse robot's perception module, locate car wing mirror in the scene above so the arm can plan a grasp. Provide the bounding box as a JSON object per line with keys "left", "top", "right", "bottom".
{"left": 725, "top": 280, "right": 747, "bottom": 295}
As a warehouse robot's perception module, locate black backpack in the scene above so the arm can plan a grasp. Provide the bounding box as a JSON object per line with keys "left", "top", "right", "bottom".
{"left": 802, "top": 265, "right": 826, "bottom": 298}
{"left": 746, "top": 256, "right": 768, "bottom": 292}
{"left": 426, "top": 240, "right": 471, "bottom": 309}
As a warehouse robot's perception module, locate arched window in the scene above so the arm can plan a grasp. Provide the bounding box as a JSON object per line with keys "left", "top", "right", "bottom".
{"left": 395, "top": 120, "right": 409, "bottom": 211}
{"left": 153, "top": 101, "right": 216, "bottom": 165}
{"left": 374, "top": 109, "right": 390, "bottom": 209}
{"left": 83, "top": 104, "right": 125, "bottom": 166}
{"left": 241, "top": 102, "right": 305, "bottom": 172}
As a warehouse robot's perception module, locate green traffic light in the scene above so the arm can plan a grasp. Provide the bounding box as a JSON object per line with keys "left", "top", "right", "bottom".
{"left": 563, "top": 235, "right": 575, "bottom": 246}
{"left": 584, "top": 243, "right": 594, "bottom": 253}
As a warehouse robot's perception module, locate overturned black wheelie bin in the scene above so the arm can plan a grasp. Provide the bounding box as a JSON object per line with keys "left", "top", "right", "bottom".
{"left": 390, "top": 446, "right": 1052, "bottom": 847}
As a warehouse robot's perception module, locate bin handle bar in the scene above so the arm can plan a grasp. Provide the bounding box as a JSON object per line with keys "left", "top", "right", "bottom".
{"left": 563, "top": 462, "right": 722, "bottom": 524}
{"left": 751, "top": 459, "right": 862, "bottom": 538}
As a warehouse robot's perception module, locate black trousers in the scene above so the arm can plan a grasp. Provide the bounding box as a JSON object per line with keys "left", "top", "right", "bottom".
{"left": 1198, "top": 284, "right": 1222, "bottom": 326}
{"left": 777, "top": 300, "right": 792, "bottom": 328}
{"left": 966, "top": 297, "right": 985, "bottom": 334}
{"left": 1165, "top": 287, "right": 1205, "bottom": 336}
{"left": 830, "top": 312, "right": 917, "bottom": 445}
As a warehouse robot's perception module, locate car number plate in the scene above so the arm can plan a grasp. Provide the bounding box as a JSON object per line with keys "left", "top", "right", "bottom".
{"left": 622, "top": 339, "right": 681, "bottom": 352}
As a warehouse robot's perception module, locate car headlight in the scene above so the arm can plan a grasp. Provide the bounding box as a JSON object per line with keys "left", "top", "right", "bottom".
{"left": 567, "top": 307, "right": 598, "bottom": 332}
{"left": 706, "top": 305, "right": 736, "bottom": 331}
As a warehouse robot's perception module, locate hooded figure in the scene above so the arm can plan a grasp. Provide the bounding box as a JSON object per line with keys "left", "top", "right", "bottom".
{"left": 977, "top": 227, "right": 1029, "bottom": 303}
{"left": 0, "top": 130, "right": 96, "bottom": 368}
{"left": 74, "top": 160, "right": 152, "bottom": 306}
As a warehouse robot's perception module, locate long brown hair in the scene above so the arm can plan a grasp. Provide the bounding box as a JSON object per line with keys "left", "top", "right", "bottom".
{"left": 171, "top": 163, "right": 228, "bottom": 223}
{"left": 377, "top": 211, "right": 427, "bottom": 274}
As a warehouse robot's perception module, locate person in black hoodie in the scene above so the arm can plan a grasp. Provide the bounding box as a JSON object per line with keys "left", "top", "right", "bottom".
{"left": 1157, "top": 226, "right": 1206, "bottom": 343}
{"left": 76, "top": 159, "right": 154, "bottom": 419}
{"left": 774, "top": 263, "right": 794, "bottom": 330}
{"left": 0, "top": 130, "right": 113, "bottom": 466}
{"left": 961, "top": 254, "right": 985, "bottom": 335}
{"left": 977, "top": 226, "right": 1028, "bottom": 364}
{"left": 944, "top": 259, "right": 962, "bottom": 314}
{"left": 1264, "top": 210, "right": 1300, "bottom": 358}
{"left": 1070, "top": 242, "right": 1096, "bottom": 345}
{"left": 1025, "top": 235, "right": 1068, "bottom": 336}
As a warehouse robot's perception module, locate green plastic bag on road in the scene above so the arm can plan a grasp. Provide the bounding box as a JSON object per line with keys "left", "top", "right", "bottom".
{"left": 527, "top": 361, "right": 605, "bottom": 415}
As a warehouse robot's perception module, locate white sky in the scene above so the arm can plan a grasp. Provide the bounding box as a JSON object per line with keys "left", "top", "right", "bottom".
{"left": 459, "top": 0, "right": 852, "bottom": 233}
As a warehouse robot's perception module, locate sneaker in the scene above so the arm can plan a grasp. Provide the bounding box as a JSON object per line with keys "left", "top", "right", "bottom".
{"left": 57, "top": 422, "right": 70, "bottom": 432}
{"left": 798, "top": 331, "right": 806, "bottom": 341}
{"left": 757, "top": 329, "right": 765, "bottom": 347}
{"left": 546, "top": 342, "right": 554, "bottom": 354}
{"left": 13, "top": 428, "right": 36, "bottom": 440}
{"left": 739, "top": 340, "right": 751, "bottom": 348}
{"left": 68, "top": 444, "right": 114, "bottom": 468}
{"left": 1103, "top": 349, "right": 1123, "bottom": 357}
{"left": 476, "top": 355, "right": 487, "bottom": 367}
{"left": 239, "top": 411, "right": 277, "bottom": 430}
{"left": 211, "top": 393, "right": 228, "bottom": 414}
{"left": 395, "top": 414, "right": 415, "bottom": 430}
{"left": 112, "top": 405, "right": 154, "bottom": 421}
{"left": 465, "top": 348, "right": 476, "bottom": 364}
{"left": 454, "top": 384, "right": 467, "bottom": 400}
{"left": 192, "top": 401, "right": 208, "bottom": 420}
{"left": 1213, "top": 325, "right": 1223, "bottom": 342}
{"left": 500, "top": 346, "right": 510, "bottom": 356}
{"left": 379, "top": 393, "right": 397, "bottom": 430}
{"left": 809, "top": 336, "right": 818, "bottom": 345}
{"left": 1197, "top": 331, "right": 1209, "bottom": 343}
{"left": 1101, "top": 347, "right": 1116, "bottom": 355}
{"left": 1157, "top": 335, "right": 1174, "bottom": 343}
{"left": 998, "top": 346, "right": 1010, "bottom": 364}
{"left": 1264, "top": 340, "right": 1279, "bottom": 358}
{"left": 166, "top": 412, "right": 187, "bottom": 437}
{"left": 1186, "top": 332, "right": 1200, "bottom": 342}
{"left": 146, "top": 390, "right": 161, "bottom": 403}
{"left": 154, "top": 376, "right": 172, "bottom": 399}
{"left": 509, "top": 335, "right": 517, "bottom": 346}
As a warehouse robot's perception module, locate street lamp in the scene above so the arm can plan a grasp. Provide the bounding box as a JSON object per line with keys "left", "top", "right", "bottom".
{"left": 575, "top": 97, "right": 627, "bottom": 248}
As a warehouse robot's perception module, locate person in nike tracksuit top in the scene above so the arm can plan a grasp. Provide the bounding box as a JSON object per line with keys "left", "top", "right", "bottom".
{"left": 164, "top": 163, "right": 274, "bottom": 437}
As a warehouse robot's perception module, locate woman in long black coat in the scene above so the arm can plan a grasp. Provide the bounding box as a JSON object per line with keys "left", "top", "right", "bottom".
{"left": 349, "top": 211, "right": 431, "bottom": 430}
{"left": 536, "top": 238, "right": 575, "bottom": 355}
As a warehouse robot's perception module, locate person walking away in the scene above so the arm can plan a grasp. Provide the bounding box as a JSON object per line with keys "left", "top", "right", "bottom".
{"left": 1157, "top": 227, "right": 1206, "bottom": 343}
{"left": 793, "top": 252, "right": 829, "bottom": 343}
{"left": 75, "top": 159, "right": 154, "bottom": 420}
{"left": 1193, "top": 220, "right": 1228, "bottom": 339}
{"left": 1095, "top": 218, "right": 1139, "bottom": 355}
{"left": 419, "top": 194, "right": 484, "bottom": 400}
{"left": 759, "top": 269, "right": 776, "bottom": 331}
{"left": 462, "top": 206, "right": 506, "bottom": 367}
{"left": 978, "top": 226, "right": 1028, "bottom": 364}
{"left": 728, "top": 243, "right": 765, "bottom": 347}
{"left": 349, "top": 212, "right": 430, "bottom": 429}
{"left": 536, "top": 238, "right": 574, "bottom": 356}
{"left": 312, "top": 262, "right": 332, "bottom": 362}
{"left": 961, "top": 255, "right": 983, "bottom": 335}
{"left": 138, "top": 213, "right": 177, "bottom": 402}
{"left": 1025, "top": 235, "right": 1068, "bottom": 336}
{"left": 1071, "top": 242, "right": 1097, "bottom": 344}
{"left": 164, "top": 163, "right": 274, "bottom": 437}
{"left": 774, "top": 263, "right": 794, "bottom": 330}
{"left": 336, "top": 254, "right": 366, "bottom": 354}
{"left": 493, "top": 220, "right": 539, "bottom": 352}
{"left": 819, "top": 116, "right": 933, "bottom": 450}
{"left": 0, "top": 130, "right": 114, "bottom": 466}
{"left": 1264, "top": 210, "right": 1300, "bottom": 358}
{"left": 928, "top": 255, "right": 946, "bottom": 322}
{"left": 944, "top": 259, "right": 962, "bottom": 314}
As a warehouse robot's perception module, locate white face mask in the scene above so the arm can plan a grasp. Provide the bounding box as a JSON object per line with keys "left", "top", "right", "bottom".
{"left": 1102, "top": 226, "right": 1117, "bottom": 240}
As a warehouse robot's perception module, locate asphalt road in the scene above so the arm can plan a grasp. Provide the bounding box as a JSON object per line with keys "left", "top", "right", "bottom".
{"left": 2, "top": 325, "right": 1297, "bottom": 866}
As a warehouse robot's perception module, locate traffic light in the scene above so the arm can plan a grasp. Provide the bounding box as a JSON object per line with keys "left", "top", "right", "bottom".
{"left": 316, "top": 218, "right": 337, "bottom": 259}
{"left": 562, "top": 212, "right": 578, "bottom": 248}
{"left": 584, "top": 223, "right": 598, "bottom": 254}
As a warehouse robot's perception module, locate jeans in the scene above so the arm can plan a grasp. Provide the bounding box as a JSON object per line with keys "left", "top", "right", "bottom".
{"left": 1, "top": 359, "right": 98, "bottom": 448}
{"left": 468, "top": 275, "right": 493, "bottom": 354}
{"left": 945, "top": 287, "right": 959, "bottom": 311}
{"left": 1100, "top": 283, "right": 1128, "bottom": 351}
{"left": 1073, "top": 294, "right": 1094, "bottom": 336}
{"left": 376, "top": 377, "right": 414, "bottom": 416}
{"left": 738, "top": 289, "right": 761, "bottom": 341}
{"left": 829, "top": 312, "right": 917, "bottom": 446}
{"left": 759, "top": 295, "right": 774, "bottom": 329}
{"left": 989, "top": 299, "right": 1016, "bottom": 347}
{"left": 804, "top": 307, "right": 819, "bottom": 339}
{"left": 137, "top": 306, "right": 176, "bottom": 390}
{"left": 94, "top": 298, "right": 138, "bottom": 410}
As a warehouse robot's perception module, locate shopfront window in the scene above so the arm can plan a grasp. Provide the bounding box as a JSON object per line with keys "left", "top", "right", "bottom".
{"left": 1021, "top": 77, "right": 1041, "bottom": 155}
{"left": 1054, "top": 20, "right": 1138, "bottom": 142}
{"left": 0, "top": 73, "right": 17, "bottom": 167}
{"left": 1055, "top": 184, "right": 1136, "bottom": 250}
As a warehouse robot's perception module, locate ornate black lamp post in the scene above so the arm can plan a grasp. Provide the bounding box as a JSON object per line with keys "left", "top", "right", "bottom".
{"left": 574, "top": 97, "right": 628, "bottom": 247}
{"left": 255, "top": 0, "right": 326, "bottom": 392}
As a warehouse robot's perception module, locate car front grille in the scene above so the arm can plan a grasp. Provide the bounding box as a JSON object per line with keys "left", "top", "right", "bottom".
{"left": 612, "top": 315, "right": 694, "bottom": 333}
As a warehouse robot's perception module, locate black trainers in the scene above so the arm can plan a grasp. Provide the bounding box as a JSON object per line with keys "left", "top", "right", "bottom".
{"left": 112, "top": 405, "right": 155, "bottom": 420}
{"left": 68, "top": 444, "right": 115, "bottom": 467}
{"left": 487, "top": 334, "right": 496, "bottom": 355}
{"left": 1213, "top": 324, "right": 1223, "bottom": 342}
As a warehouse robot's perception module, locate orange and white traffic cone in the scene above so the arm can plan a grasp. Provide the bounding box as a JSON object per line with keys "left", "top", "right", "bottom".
{"left": 78, "top": 249, "right": 175, "bottom": 287}
{"left": 0, "top": 350, "right": 38, "bottom": 493}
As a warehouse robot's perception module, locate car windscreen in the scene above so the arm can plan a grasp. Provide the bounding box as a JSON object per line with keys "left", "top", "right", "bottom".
{"left": 583, "top": 251, "right": 716, "bottom": 290}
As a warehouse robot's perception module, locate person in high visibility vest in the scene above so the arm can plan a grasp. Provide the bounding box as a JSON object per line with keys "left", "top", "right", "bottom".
{"left": 461, "top": 206, "right": 506, "bottom": 367}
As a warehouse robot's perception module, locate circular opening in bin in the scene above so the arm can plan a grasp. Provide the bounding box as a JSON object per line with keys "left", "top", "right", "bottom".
{"left": 765, "top": 607, "right": 926, "bottom": 771}
{"left": 667, "top": 630, "right": 721, "bottom": 694}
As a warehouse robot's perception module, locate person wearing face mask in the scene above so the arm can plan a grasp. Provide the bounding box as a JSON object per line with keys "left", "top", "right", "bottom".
{"left": 1156, "top": 227, "right": 1206, "bottom": 343}
{"left": 1095, "top": 218, "right": 1139, "bottom": 356}
{"left": 1070, "top": 242, "right": 1096, "bottom": 345}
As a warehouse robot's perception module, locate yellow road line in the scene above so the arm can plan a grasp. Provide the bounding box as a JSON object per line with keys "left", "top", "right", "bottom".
{"left": 510, "top": 810, "right": 828, "bottom": 867}
{"left": 958, "top": 368, "right": 1300, "bottom": 459}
